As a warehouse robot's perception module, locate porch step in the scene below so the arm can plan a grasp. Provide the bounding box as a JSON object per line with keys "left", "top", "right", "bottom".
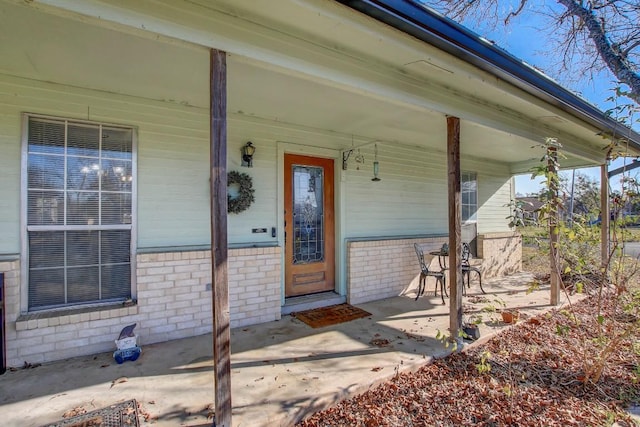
{"left": 282, "top": 292, "right": 346, "bottom": 315}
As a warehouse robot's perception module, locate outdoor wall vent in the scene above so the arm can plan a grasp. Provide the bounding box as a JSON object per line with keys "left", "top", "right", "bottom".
{"left": 404, "top": 59, "right": 453, "bottom": 74}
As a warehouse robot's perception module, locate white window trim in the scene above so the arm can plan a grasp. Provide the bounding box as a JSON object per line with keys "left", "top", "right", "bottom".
{"left": 20, "top": 113, "right": 138, "bottom": 314}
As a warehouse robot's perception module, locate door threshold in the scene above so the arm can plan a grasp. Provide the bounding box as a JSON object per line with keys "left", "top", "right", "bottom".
{"left": 282, "top": 292, "right": 345, "bottom": 315}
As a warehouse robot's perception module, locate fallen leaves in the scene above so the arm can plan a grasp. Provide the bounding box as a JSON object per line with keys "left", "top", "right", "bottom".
{"left": 369, "top": 338, "right": 391, "bottom": 348}
{"left": 62, "top": 406, "right": 87, "bottom": 418}
{"left": 109, "top": 376, "right": 128, "bottom": 388}
{"left": 298, "top": 295, "right": 640, "bottom": 427}
{"left": 137, "top": 401, "right": 156, "bottom": 422}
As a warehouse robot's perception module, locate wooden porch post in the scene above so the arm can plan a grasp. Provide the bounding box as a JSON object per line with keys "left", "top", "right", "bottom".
{"left": 601, "top": 163, "right": 610, "bottom": 270}
{"left": 210, "top": 48, "right": 231, "bottom": 427}
{"left": 447, "top": 116, "right": 462, "bottom": 341}
{"left": 549, "top": 147, "right": 560, "bottom": 306}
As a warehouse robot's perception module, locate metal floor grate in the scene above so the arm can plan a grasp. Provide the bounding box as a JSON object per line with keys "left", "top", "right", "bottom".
{"left": 43, "top": 399, "right": 139, "bottom": 427}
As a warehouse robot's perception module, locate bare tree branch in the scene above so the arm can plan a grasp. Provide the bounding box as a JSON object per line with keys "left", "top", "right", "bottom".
{"left": 504, "top": 0, "right": 528, "bottom": 24}
{"left": 557, "top": 0, "right": 640, "bottom": 103}
{"left": 424, "top": 0, "right": 640, "bottom": 104}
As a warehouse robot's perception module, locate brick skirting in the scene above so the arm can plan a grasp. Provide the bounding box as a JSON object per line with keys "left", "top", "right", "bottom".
{"left": 2, "top": 234, "right": 520, "bottom": 366}
{"left": 347, "top": 234, "right": 521, "bottom": 305}
{"left": 3, "top": 247, "right": 281, "bottom": 366}
{"left": 347, "top": 237, "right": 448, "bottom": 305}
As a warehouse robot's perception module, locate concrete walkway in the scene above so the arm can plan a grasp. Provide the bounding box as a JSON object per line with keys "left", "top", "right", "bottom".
{"left": 0, "top": 272, "right": 571, "bottom": 427}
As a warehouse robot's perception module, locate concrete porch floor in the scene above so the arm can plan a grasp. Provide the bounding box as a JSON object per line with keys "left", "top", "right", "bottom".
{"left": 0, "top": 272, "right": 572, "bottom": 427}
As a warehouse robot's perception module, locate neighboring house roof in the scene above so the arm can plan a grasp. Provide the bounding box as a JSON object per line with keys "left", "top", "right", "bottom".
{"left": 516, "top": 197, "right": 544, "bottom": 212}
{"left": 337, "top": 0, "right": 640, "bottom": 153}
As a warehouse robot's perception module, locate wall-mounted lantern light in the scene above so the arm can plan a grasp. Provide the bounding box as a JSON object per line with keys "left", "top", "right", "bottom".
{"left": 242, "top": 141, "right": 256, "bottom": 167}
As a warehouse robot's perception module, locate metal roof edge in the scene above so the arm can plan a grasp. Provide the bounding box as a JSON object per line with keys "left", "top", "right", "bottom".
{"left": 335, "top": 0, "right": 640, "bottom": 154}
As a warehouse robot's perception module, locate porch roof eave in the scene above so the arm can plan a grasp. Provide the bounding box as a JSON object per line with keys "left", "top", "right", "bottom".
{"left": 336, "top": 0, "right": 640, "bottom": 156}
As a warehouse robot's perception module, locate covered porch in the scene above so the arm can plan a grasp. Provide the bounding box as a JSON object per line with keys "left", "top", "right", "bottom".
{"left": 2, "top": 1, "right": 640, "bottom": 425}
{"left": 0, "top": 272, "right": 570, "bottom": 427}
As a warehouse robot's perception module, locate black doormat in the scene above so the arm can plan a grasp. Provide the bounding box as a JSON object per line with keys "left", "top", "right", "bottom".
{"left": 293, "top": 303, "right": 372, "bottom": 328}
{"left": 43, "top": 399, "right": 139, "bottom": 427}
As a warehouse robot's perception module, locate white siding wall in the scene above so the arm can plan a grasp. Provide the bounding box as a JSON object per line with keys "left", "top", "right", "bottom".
{"left": 0, "top": 73, "right": 514, "bottom": 254}
{"left": 477, "top": 177, "right": 513, "bottom": 234}
{"left": 0, "top": 74, "right": 282, "bottom": 252}
{"left": 343, "top": 144, "right": 447, "bottom": 237}
{"left": 226, "top": 123, "right": 278, "bottom": 245}
{"left": 464, "top": 158, "right": 514, "bottom": 234}
{"left": 343, "top": 143, "right": 513, "bottom": 238}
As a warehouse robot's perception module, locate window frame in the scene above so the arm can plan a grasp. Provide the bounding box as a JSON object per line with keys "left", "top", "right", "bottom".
{"left": 20, "top": 113, "right": 137, "bottom": 313}
{"left": 461, "top": 171, "right": 478, "bottom": 223}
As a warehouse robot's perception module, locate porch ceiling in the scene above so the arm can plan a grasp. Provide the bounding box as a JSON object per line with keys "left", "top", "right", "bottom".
{"left": 0, "top": 0, "right": 616, "bottom": 172}
{"left": 230, "top": 60, "right": 542, "bottom": 166}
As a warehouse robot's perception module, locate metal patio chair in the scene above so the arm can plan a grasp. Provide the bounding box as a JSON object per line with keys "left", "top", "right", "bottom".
{"left": 462, "top": 242, "right": 485, "bottom": 294}
{"left": 414, "top": 243, "right": 447, "bottom": 304}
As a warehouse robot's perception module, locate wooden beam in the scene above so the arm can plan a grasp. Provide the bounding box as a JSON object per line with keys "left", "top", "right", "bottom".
{"left": 447, "top": 116, "right": 462, "bottom": 342}
{"left": 210, "top": 48, "right": 231, "bottom": 427}
{"left": 549, "top": 147, "right": 560, "bottom": 306}
{"left": 601, "top": 164, "right": 610, "bottom": 271}
{"left": 608, "top": 160, "right": 640, "bottom": 178}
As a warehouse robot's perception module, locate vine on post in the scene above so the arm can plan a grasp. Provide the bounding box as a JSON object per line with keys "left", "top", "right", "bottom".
{"left": 531, "top": 138, "right": 565, "bottom": 305}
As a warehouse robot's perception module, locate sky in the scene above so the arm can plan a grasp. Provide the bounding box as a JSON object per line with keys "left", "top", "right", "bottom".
{"left": 446, "top": 2, "right": 637, "bottom": 196}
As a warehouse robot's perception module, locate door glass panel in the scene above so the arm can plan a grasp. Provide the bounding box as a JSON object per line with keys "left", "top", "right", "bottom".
{"left": 292, "top": 165, "right": 324, "bottom": 264}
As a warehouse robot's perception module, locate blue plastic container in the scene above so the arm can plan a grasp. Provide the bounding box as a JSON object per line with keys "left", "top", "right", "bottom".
{"left": 113, "top": 346, "right": 142, "bottom": 364}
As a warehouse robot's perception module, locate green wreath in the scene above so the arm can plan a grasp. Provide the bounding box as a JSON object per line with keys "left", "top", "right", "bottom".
{"left": 227, "top": 170, "right": 255, "bottom": 214}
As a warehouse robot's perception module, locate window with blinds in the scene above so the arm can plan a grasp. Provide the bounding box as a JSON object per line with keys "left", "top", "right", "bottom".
{"left": 462, "top": 171, "right": 477, "bottom": 223}
{"left": 25, "top": 116, "right": 134, "bottom": 310}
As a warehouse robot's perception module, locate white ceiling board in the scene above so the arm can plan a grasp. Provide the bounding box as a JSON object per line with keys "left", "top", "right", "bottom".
{"left": 228, "top": 59, "right": 448, "bottom": 149}
{"left": 0, "top": 2, "right": 210, "bottom": 107}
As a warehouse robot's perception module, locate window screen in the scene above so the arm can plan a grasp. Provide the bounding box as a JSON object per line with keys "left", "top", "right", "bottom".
{"left": 25, "top": 116, "right": 134, "bottom": 310}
